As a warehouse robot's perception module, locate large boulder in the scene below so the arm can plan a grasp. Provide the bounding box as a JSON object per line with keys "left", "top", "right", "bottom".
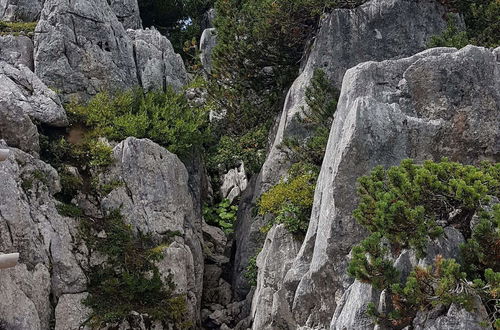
{"left": 233, "top": 0, "right": 455, "bottom": 301}
{"left": 127, "top": 28, "right": 188, "bottom": 92}
{"left": 100, "top": 137, "right": 204, "bottom": 325}
{"left": 281, "top": 45, "right": 499, "bottom": 328}
{"left": 0, "top": 141, "right": 87, "bottom": 329}
{"left": 0, "top": 61, "right": 67, "bottom": 153}
{"left": 33, "top": 0, "right": 139, "bottom": 101}
{"left": 0, "top": 35, "right": 34, "bottom": 69}
{"left": 0, "top": 0, "right": 43, "bottom": 21}
{"left": 34, "top": 0, "right": 187, "bottom": 101}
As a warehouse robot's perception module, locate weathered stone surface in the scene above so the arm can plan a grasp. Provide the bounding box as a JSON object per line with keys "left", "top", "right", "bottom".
{"left": 220, "top": 162, "right": 247, "bottom": 203}
{"left": 330, "top": 281, "right": 379, "bottom": 330}
{"left": 0, "top": 61, "right": 67, "bottom": 154}
{"left": 201, "top": 8, "right": 216, "bottom": 30}
{"left": 413, "top": 299, "right": 492, "bottom": 330}
{"left": 34, "top": 0, "right": 187, "bottom": 100}
{"left": 100, "top": 137, "right": 204, "bottom": 325}
{"left": 34, "top": 0, "right": 138, "bottom": 101}
{"left": 281, "top": 46, "right": 499, "bottom": 328}
{"left": 1, "top": 62, "right": 67, "bottom": 126}
{"left": 200, "top": 28, "right": 217, "bottom": 74}
{"left": 251, "top": 224, "right": 302, "bottom": 330}
{"left": 233, "top": 0, "right": 455, "bottom": 304}
{"left": 127, "top": 28, "right": 187, "bottom": 92}
{"left": 0, "top": 0, "right": 43, "bottom": 21}
{"left": 0, "top": 35, "right": 34, "bottom": 69}
{"left": 109, "top": 0, "right": 142, "bottom": 29}
{"left": 54, "top": 293, "right": 92, "bottom": 330}
{"left": 0, "top": 141, "right": 87, "bottom": 329}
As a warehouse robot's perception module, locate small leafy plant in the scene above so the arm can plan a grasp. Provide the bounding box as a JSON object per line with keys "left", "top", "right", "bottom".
{"left": 81, "top": 210, "right": 189, "bottom": 327}
{"left": 203, "top": 198, "right": 238, "bottom": 234}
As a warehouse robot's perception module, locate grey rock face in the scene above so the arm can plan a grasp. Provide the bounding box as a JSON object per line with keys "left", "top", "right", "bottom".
{"left": 0, "top": 61, "right": 67, "bottom": 153}
{"left": 0, "top": 141, "right": 87, "bottom": 329}
{"left": 251, "top": 224, "right": 301, "bottom": 330}
{"left": 330, "top": 281, "right": 379, "bottom": 330}
{"left": 233, "top": 0, "right": 454, "bottom": 303}
{"left": 108, "top": 0, "right": 142, "bottom": 29}
{"left": 0, "top": 0, "right": 43, "bottom": 21}
{"left": 34, "top": 0, "right": 139, "bottom": 101}
{"left": 220, "top": 162, "right": 247, "bottom": 203}
{"left": 54, "top": 293, "right": 92, "bottom": 330}
{"left": 127, "top": 28, "right": 188, "bottom": 92}
{"left": 100, "top": 137, "right": 204, "bottom": 325}
{"left": 34, "top": 0, "right": 187, "bottom": 101}
{"left": 413, "top": 299, "right": 492, "bottom": 330}
{"left": 0, "top": 35, "right": 34, "bottom": 69}
{"left": 281, "top": 46, "right": 499, "bottom": 328}
{"left": 1, "top": 62, "right": 67, "bottom": 126}
{"left": 200, "top": 28, "right": 217, "bottom": 74}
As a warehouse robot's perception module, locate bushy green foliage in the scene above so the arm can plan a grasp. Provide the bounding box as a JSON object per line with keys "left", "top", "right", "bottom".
{"left": 282, "top": 69, "right": 338, "bottom": 167}
{"left": 209, "top": 0, "right": 360, "bottom": 139}
{"left": 56, "top": 202, "right": 84, "bottom": 218}
{"left": 354, "top": 159, "right": 498, "bottom": 257}
{"left": 68, "top": 88, "right": 209, "bottom": 156}
{"left": 244, "top": 252, "right": 260, "bottom": 287}
{"left": 203, "top": 198, "right": 238, "bottom": 234}
{"left": 348, "top": 233, "right": 399, "bottom": 290}
{"left": 81, "top": 210, "right": 189, "bottom": 327}
{"left": 428, "top": 15, "right": 470, "bottom": 48}
{"left": 432, "top": 0, "right": 500, "bottom": 48}
{"left": 461, "top": 204, "right": 500, "bottom": 278}
{"left": 259, "top": 163, "right": 318, "bottom": 235}
{"left": 206, "top": 124, "right": 268, "bottom": 175}
{"left": 0, "top": 20, "right": 37, "bottom": 36}
{"left": 348, "top": 159, "right": 499, "bottom": 328}
{"left": 259, "top": 69, "right": 338, "bottom": 235}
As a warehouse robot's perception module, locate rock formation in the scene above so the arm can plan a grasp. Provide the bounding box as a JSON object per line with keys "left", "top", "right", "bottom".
{"left": 200, "top": 28, "right": 217, "bottom": 74}
{"left": 252, "top": 45, "right": 499, "bottom": 329}
{"left": 233, "top": 0, "right": 457, "bottom": 301}
{"left": 33, "top": 0, "right": 186, "bottom": 101}
{"left": 0, "top": 0, "right": 43, "bottom": 21}
{"left": 0, "top": 61, "right": 67, "bottom": 153}
{"left": 128, "top": 28, "right": 187, "bottom": 92}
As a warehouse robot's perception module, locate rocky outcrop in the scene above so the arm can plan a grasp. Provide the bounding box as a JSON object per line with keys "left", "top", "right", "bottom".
{"left": 33, "top": 0, "right": 139, "bottom": 101}
{"left": 251, "top": 224, "right": 301, "bottom": 330}
{"left": 54, "top": 293, "right": 91, "bottom": 330}
{"left": 0, "top": 0, "right": 43, "bottom": 21}
{"left": 0, "top": 61, "right": 67, "bottom": 153}
{"left": 0, "top": 141, "right": 87, "bottom": 330}
{"left": 200, "top": 28, "right": 217, "bottom": 74}
{"left": 412, "top": 299, "right": 492, "bottom": 330}
{"left": 233, "top": 0, "right": 455, "bottom": 302}
{"left": 108, "top": 0, "right": 142, "bottom": 29}
{"left": 127, "top": 28, "right": 188, "bottom": 92}
{"left": 0, "top": 35, "right": 34, "bottom": 69}
{"left": 277, "top": 46, "right": 499, "bottom": 328}
{"left": 34, "top": 0, "right": 187, "bottom": 101}
{"left": 220, "top": 162, "right": 247, "bottom": 203}
{"left": 100, "top": 137, "right": 204, "bottom": 325}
